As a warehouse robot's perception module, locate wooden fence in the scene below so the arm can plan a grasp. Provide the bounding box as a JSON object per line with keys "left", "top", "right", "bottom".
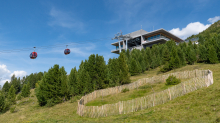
{"left": 77, "top": 69, "right": 213, "bottom": 118}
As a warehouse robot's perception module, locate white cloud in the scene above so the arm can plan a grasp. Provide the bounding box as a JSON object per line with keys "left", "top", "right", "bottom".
{"left": 48, "top": 7, "right": 84, "bottom": 30}
{"left": 169, "top": 22, "right": 210, "bottom": 39}
{"left": 0, "top": 64, "right": 27, "bottom": 87}
{"left": 208, "top": 16, "right": 220, "bottom": 24}
{"left": 0, "top": 64, "right": 10, "bottom": 75}
{"left": 10, "top": 71, "right": 27, "bottom": 78}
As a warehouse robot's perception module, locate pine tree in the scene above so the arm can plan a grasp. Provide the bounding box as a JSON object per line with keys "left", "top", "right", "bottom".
{"left": 118, "top": 52, "right": 130, "bottom": 85}
{"left": 169, "top": 47, "right": 180, "bottom": 69}
{"left": 78, "top": 68, "right": 91, "bottom": 95}
{"left": 129, "top": 58, "right": 139, "bottom": 76}
{"left": 145, "top": 47, "right": 152, "bottom": 69}
{"left": 35, "top": 64, "right": 63, "bottom": 106}
{"left": 86, "top": 54, "right": 97, "bottom": 90}
{"left": 188, "top": 48, "right": 197, "bottom": 65}
{"left": 68, "top": 67, "right": 78, "bottom": 96}
{"left": 95, "top": 54, "right": 107, "bottom": 89}
{"left": 151, "top": 54, "right": 157, "bottom": 69}
{"left": 21, "top": 84, "right": 27, "bottom": 97}
{"left": 8, "top": 85, "right": 16, "bottom": 104}
{"left": 26, "top": 82, "right": 31, "bottom": 97}
{"left": 177, "top": 47, "right": 186, "bottom": 66}
{"left": 2, "top": 81, "right": 10, "bottom": 96}
{"left": 35, "top": 73, "right": 47, "bottom": 106}
{"left": 140, "top": 49, "right": 147, "bottom": 72}
{"left": 60, "top": 66, "right": 69, "bottom": 100}
{"left": 208, "top": 45, "right": 218, "bottom": 64}
{"left": 11, "top": 74, "right": 20, "bottom": 94}
{"left": 108, "top": 58, "right": 120, "bottom": 87}
{"left": 162, "top": 45, "right": 170, "bottom": 64}
{"left": 199, "top": 44, "right": 208, "bottom": 62}
{"left": 0, "top": 93, "right": 5, "bottom": 112}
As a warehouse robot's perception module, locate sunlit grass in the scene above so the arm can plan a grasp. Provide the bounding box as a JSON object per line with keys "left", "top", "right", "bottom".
{"left": 0, "top": 63, "right": 220, "bottom": 122}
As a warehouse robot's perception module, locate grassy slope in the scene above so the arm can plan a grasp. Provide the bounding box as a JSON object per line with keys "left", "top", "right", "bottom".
{"left": 1, "top": 63, "right": 220, "bottom": 123}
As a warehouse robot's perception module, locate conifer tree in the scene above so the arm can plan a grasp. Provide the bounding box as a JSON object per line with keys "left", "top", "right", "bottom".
{"left": 188, "top": 48, "right": 197, "bottom": 65}
{"left": 11, "top": 74, "right": 20, "bottom": 94}
{"left": 2, "top": 81, "right": 10, "bottom": 96}
{"left": 140, "top": 49, "right": 146, "bottom": 72}
{"left": 145, "top": 47, "right": 152, "bottom": 69}
{"left": 177, "top": 47, "right": 186, "bottom": 66}
{"left": 0, "top": 93, "right": 5, "bottom": 112}
{"left": 86, "top": 54, "right": 97, "bottom": 90}
{"left": 35, "top": 64, "right": 63, "bottom": 106}
{"left": 199, "top": 44, "right": 208, "bottom": 62}
{"left": 208, "top": 45, "right": 218, "bottom": 64}
{"left": 78, "top": 68, "right": 91, "bottom": 95}
{"left": 26, "top": 82, "right": 31, "bottom": 97}
{"left": 95, "top": 54, "right": 107, "bottom": 89}
{"left": 68, "top": 67, "right": 78, "bottom": 96}
{"left": 162, "top": 45, "right": 170, "bottom": 64}
{"left": 151, "top": 54, "right": 157, "bottom": 69}
{"left": 8, "top": 85, "right": 16, "bottom": 104}
{"left": 60, "top": 66, "right": 69, "bottom": 100}
{"left": 108, "top": 58, "right": 120, "bottom": 86}
{"left": 21, "top": 84, "right": 27, "bottom": 97}
{"left": 169, "top": 47, "right": 180, "bottom": 69}
{"left": 129, "top": 58, "right": 139, "bottom": 76}
{"left": 118, "top": 52, "right": 130, "bottom": 85}
{"left": 35, "top": 74, "right": 47, "bottom": 106}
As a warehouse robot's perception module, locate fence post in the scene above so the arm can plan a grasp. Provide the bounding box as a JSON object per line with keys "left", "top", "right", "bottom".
{"left": 194, "top": 79, "right": 197, "bottom": 90}
{"left": 168, "top": 89, "right": 171, "bottom": 100}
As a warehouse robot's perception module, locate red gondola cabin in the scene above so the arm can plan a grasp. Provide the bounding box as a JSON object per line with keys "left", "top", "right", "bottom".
{"left": 30, "top": 52, "right": 37, "bottom": 59}
{"left": 64, "top": 49, "right": 70, "bottom": 55}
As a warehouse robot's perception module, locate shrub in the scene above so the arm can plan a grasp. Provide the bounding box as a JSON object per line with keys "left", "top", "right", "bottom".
{"left": 10, "top": 106, "right": 16, "bottom": 113}
{"left": 16, "top": 93, "right": 22, "bottom": 100}
{"left": 121, "top": 88, "right": 129, "bottom": 93}
{"left": 0, "top": 94, "right": 5, "bottom": 112}
{"left": 165, "top": 75, "right": 181, "bottom": 85}
{"left": 46, "top": 99, "right": 55, "bottom": 107}
{"left": 70, "top": 96, "right": 82, "bottom": 103}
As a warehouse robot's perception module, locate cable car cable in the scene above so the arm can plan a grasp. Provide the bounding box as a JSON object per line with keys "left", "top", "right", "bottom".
{"left": 0, "top": 37, "right": 111, "bottom": 54}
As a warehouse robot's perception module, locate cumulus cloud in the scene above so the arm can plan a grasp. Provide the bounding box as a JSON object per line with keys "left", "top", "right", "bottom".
{"left": 10, "top": 71, "right": 27, "bottom": 78}
{"left": 208, "top": 16, "right": 220, "bottom": 24}
{"left": 0, "top": 64, "right": 27, "bottom": 87}
{"left": 169, "top": 22, "right": 210, "bottom": 39}
{"left": 0, "top": 64, "right": 11, "bottom": 75}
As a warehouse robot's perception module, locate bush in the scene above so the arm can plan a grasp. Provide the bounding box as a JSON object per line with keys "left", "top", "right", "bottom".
{"left": 165, "top": 75, "right": 181, "bottom": 85}
{"left": 0, "top": 94, "right": 5, "bottom": 112}
{"left": 70, "top": 96, "right": 82, "bottom": 103}
{"left": 46, "top": 99, "right": 55, "bottom": 107}
{"left": 121, "top": 88, "right": 129, "bottom": 93}
{"left": 16, "top": 94, "right": 22, "bottom": 100}
{"left": 10, "top": 106, "right": 16, "bottom": 113}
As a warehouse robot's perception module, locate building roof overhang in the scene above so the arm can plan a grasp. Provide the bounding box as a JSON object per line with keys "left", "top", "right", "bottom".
{"left": 142, "top": 28, "right": 184, "bottom": 43}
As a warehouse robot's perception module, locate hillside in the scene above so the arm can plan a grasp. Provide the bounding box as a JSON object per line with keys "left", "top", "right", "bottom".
{"left": 186, "top": 20, "right": 220, "bottom": 40}
{"left": 0, "top": 63, "right": 220, "bottom": 123}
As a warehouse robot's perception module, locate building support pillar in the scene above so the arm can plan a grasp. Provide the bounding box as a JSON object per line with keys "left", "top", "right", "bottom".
{"left": 126, "top": 39, "right": 127, "bottom": 51}
{"left": 118, "top": 40, "right": 121, "bottom": 53}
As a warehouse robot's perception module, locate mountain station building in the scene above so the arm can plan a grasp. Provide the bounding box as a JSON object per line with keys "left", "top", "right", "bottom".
{"left": 111, "top": 29, "right": 184, "bottom": 54}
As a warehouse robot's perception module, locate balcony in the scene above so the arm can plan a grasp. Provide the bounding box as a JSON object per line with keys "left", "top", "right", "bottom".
{"left": 142, "top": 36, "right": 170, "bottom": 45}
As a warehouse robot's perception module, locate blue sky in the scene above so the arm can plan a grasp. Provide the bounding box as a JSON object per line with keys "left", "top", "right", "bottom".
{"left": 0, "top": 0, "right": 220, "bottom": 87}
